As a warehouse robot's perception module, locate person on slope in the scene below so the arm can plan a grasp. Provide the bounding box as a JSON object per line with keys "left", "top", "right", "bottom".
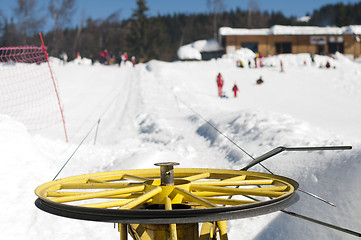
{"left": 131, "top": 56, "right": 136, "bottom": 67}
{"left": 59, "top": 51, "right": 67, "bottom": 65}
{"left": 259, "top": 52, "right": 263, "bottom": 67}
{"left": 326, "top": 61, "right": 331, "bottom": 68}
{"left": 256, "top": 76, "right": 264, "bottom": 85}
{"left": 232, "top": 83, "right": 238, "bottom": 97}
{"left": 121, "top": 52, "right": 128, "bottom": 66}
{"left": 216, "top": 73, "right": 224, "bottom": 97}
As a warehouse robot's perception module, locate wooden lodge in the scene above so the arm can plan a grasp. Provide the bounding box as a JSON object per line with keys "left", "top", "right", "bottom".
{"left": 219, "top": 25, "right": 361, "bottom": 58}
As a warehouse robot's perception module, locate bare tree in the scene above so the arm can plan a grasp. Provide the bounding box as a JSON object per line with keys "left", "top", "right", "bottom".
{"left": 207, "top": 0, "right": 225, "bottom": 39}
{"left": 72, "top": 18, "right": 83, "bottom": 58}
{"left": 49, "top": 0, "right": 76, "bottom": 30}
{"left": 49, "top": 0, "right": 76, "bottom": 55}
{"left": 13, "top": 0, "right": 45, "bottom": 44}
{"left": 247, "top": 0, "right": 260, "bottom": 28}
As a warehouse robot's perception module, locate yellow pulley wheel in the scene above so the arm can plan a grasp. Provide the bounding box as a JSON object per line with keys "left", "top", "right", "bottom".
{"left": 35, "top": 162, "right": 299, "bottom": 224}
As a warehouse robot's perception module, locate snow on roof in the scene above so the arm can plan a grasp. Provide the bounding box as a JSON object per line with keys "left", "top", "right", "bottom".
{"left": 177, "top": 39, "right": 224, "bottom": 60}
{"left": 297, "top": 16, "right": 311, "bottom": 23}
{"left": 193, "top": 39, "right": 224, "bottom": 52}
{"left": 343, "top": 25, "right": 361, "bottom": 35}
{"left": 177, "top": 45, "right": 202, "bottom": 60}
{"left": 270, "top": 25, "right": 343, "bottom": 35}
{"left": 219, "top": 25, "right": 361, "bottom": 36}
{"left": 219, "top": 27, "right": 269, "bottom": 36}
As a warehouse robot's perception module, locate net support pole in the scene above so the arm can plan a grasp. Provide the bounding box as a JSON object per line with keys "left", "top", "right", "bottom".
{"left": 39, "top": 32, "right": 68, "bottom": 142}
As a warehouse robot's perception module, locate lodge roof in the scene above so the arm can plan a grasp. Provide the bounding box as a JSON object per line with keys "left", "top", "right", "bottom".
{"left": 219, "top": 25, "right": 361, "bottom": 36}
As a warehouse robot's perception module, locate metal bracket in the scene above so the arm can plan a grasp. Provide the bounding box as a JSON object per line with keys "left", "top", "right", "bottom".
{"left": 241, "top": 146, "right": 352, "bottom": 171}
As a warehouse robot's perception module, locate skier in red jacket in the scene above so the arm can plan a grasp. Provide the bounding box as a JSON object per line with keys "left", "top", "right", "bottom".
{"left": 217, "top": 73, "right": 224, "bottom": 97}
{"left": 232, "top": 84, "right": 238, "bottom": 97}
{"left": 216, "top": 73, "right": 224, "bottom": 97}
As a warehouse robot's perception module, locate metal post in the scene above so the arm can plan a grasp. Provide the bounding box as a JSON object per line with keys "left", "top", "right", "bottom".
{"left": 154, "top": 162, "right": 179, "bottom": 186}
{"left": 118, "top": 223, "right": 128, "bottom": 240}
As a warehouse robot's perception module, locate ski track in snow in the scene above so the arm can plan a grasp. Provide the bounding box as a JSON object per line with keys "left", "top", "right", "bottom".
{"left": 1, "top": 54, "right": 361, "bottom": 239}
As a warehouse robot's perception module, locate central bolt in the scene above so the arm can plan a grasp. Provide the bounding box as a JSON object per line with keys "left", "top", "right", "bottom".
{"left": 154, "top": 162, "right": 180, "bottom": 186}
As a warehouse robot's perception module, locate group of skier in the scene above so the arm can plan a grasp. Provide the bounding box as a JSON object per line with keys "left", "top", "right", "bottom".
{"left": 236, "top": 52, "right": 264, "bottom": 69}
{"left": 217, "top": 73, "right": 239, "bottom": 98}
{"left": 216, "top": 73, "right": 263, "bottom": 98}
{"left": 57, "top": 49, "right": 136, "bottom": 67}
{"left": 99, "top": 50, "right": 135, "bottom": 67}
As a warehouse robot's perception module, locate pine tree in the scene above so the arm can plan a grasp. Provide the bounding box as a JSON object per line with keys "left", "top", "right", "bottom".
{"left": 125, "top": 0, "right": 155, "bottom": 62}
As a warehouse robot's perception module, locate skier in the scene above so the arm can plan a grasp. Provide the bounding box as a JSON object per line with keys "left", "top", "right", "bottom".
{"left": 90, "top": 54, "right": 95, "bottom": 65}
{"left": 103, "top": 49, "right": 109, "bottom": 65}
{"left": 326, "top": 61, "right": 331, "bottom": 68}
{"left": 76, "top": 52, "right": 82, "bottom": 65}
{"left": 121, "top": 52, "right": 128, "bottom": 66}
{"left": 116, "top": 51, "right": 122, "bottom": 66}
{"left": 259, "top": 53, "right": 263, "bottom": 67}
{"left": 280, "top": 60, "right": 284, "bottom": 72}
{"left": 59, "top": 51, "right": 67, "bottom": 65}
{"left": 216, "top": 73, "right": 224, "bottom": 97}
{"left": 310, "top": 53, "right": 315, "bottom": 66}
{"left": 99, "top": 51, "right": 105, "bottom": 64}
{"left": 131, "top": 56, "right": 136, "bottom": 67}
{"left": 232, "top": 84, "right": 238, "bottom": 97}
{"left": 254, "top": 56, "right": 258, "bottom": 68}
{"left": 256, "top": 76, "right": 264, "bottom": 85}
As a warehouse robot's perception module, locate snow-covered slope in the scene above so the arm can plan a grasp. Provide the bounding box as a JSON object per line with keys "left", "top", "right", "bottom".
{"left": 1, "top": 52, "right": 360, "bottom": 239}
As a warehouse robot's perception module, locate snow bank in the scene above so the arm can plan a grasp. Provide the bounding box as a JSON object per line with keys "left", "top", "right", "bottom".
{"left": 261, "top": 53, "right": 338, "bottom": 67}
{"left": 220, "top": 49, "right": 340, "bottom": 69}
{"left": 177, "top": 45, "right": 202, "bottom": 60}
{"left": 334, "top": 51, "right": 354, "bottom": 63}
{"left": 0, "top": 114, "right": 129, "bottom": 239}
{"left": 49, "top": 56, "right": 93, "bottom": 65}
{"left": 71, "top": 57, "right": 93, "bottom": 65}
{"left": 222, "top": 48, "right": 256, "bottom": 63}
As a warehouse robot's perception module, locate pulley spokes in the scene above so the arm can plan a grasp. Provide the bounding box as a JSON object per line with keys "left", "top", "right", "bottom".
{"left": 35, "top": 163, "right": 298, "bottom": 224}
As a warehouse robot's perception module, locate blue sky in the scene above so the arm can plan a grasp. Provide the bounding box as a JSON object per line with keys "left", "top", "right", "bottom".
{"left": 1, "top": 0, "right": 360, "bottom": 31}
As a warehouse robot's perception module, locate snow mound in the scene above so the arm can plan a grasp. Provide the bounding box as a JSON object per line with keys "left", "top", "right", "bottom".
{"left": 177, "top": 45, "right": 202, "bottom": 60}
{"left": 70, "top": 57, "right": 93, "bottom": 65}
{"left": 222, "top": 48, "right": 256, "bottom": 63}
{"left": 334, "top": 51, "right": 353, "bottom": 63}
{"left": 260, "top": 53, "right": 340, "bottom": 68}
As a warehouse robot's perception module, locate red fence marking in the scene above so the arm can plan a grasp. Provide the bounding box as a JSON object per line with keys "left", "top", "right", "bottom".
{"left": 0, "top": 36, "right": 68, "bottom": 142}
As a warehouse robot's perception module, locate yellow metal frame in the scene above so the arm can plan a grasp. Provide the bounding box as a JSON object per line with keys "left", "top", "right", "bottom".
{"left": 35, "top": 168, "right": 297, "bottom": 239}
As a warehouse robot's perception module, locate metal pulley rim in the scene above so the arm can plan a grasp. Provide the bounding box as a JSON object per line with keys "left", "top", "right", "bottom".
{"left": 35, "top": 192, "right": 299, "bottom": 224}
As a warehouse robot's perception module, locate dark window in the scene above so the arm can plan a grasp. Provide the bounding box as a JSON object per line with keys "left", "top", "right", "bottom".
{"left": 221, "top": 37, "right": 226, "bottom": 48}
{"left": 328, "top": 43, "right": 344, "bottom": 54}
{"left": 318, "top": 46, "right": 325, "bottom": 55}
{"left": 275, "top": 42, "right": 292, "bottom": 54}
{"left": 241, "top": 42, "right": 258, "bottom": 53}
